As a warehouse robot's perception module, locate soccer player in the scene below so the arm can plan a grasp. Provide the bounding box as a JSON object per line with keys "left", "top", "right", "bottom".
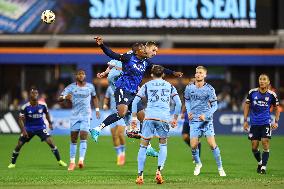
{"left": 132, "top": 65, "right": 182, "bottom": 184}
{"left": 8, "top": 87, "right": 67, "bottom": 168}
{"left": 58, "top": 69, "right": 100, "bottom": 171}
{"left": 103, "top": 85, "right": 127, "bottom": 165}
{"left": 243, "top": 74, "right": 280, "bottom": 174}
{"left": 90, "top": 36, "right": 183, "bottom": 142}
{"left": 184, "top": 66, "right": 226, "bottom": 177}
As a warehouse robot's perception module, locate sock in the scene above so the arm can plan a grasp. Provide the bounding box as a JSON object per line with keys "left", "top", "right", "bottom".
{"left": 51, "top": 146, "right": 61, "bottom": 161}
{"left": 120, "top": 145, "right": 125, "bottom": 155}
{"left": 11, "top": 150, "right": 19, "bottom": 164}
{"left": 70, "top": 143, "right": 77, "bottom": 163}
{"left": 158, "top": 143, "right": 167, "bottom": 170}
{"left": 147, "top": 143, "right": 151, "bottom": 150}
{"left": 114, "top": 146, "right": 121, "bottom": 156}
{"left": 198, "top": 142, "right": 201, "bottom": 157}
{"left": 212, "top": 146, "right": 223, "bottom": 170}
{"left": 137, "top": 145, "right": 147, "bottom": 174}
{"left": 252, "top": 149, "right": 262, "bottom": 163}
{"left": 192, "top": 148, "right": 201, "bottom": 164}
{"left": 101, "top": 113, "right": 122, "bottom": 129}
{"left": 262, "top": 150, "right": 269, "bottom": 167}
{"left": 79, "top": 140, "right": 87, "bottom": 161}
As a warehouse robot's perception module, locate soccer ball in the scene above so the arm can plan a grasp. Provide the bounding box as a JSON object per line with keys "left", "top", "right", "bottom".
{"left": 41, "top": 10, "right": 55, "bottom": 24}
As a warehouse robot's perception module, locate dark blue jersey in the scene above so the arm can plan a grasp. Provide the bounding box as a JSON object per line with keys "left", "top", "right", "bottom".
{"left": 19, "top": 102, "right": 48, "bottom": 131}
{"left": 100, "top": 44, "right": 174, "bottom": 93}
{"left": 246, "top": 88, "right": 279, "bottom": 126}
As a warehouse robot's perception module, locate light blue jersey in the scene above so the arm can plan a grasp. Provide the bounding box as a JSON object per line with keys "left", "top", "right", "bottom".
{"left": 105, "top": 86, "right": 116, "bottom": 111}
{"left": 132, "top": 78, "right": 181, "bottom": 123}
{"left": 61, "top": 82, "right": 96, "bottom": 120}
{"left": 107, "top": 60, "right": 123, "bottom": 90}
{"left": 184, "top": 82, "right": 218, "bottom": 122}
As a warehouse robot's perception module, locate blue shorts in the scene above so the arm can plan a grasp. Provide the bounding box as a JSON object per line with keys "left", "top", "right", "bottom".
{"left": 109, "top": 118, "right": 126, "bottom": 128}
{"left": 71, "top": 119, "right": 91, "bottom": 132}
{"left": 190, "top": 121, "right": 215, "bottom": 138}
{"left": 114, "top": 88, "right": 144, "bottom": 112}
{"left": 19, "top": 128, "right": 50, "bottom": 143}
{"left": 141, "top": 120, "right": 170, "bottom": 139}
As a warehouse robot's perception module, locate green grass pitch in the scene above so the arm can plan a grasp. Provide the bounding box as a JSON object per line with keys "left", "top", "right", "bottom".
{"left": 0, "top": 135, "right": 284, "bottom": 189}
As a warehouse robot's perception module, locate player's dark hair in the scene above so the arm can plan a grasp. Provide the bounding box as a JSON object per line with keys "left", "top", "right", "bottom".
{"left": 259, "top": 73, "right": 270, "bottom": 80}
{"left": 30, "top": 86, "right": 38, "bottom": 92}
{"left": 145, "top": 41, "right": 157, "bottom": 47}
{"left": 151, "top": 65, "right": 164, "bottom": 78}
{"left": 132, "top": 43, "right": 144, "bottom": 54}
{"left": 76, "top": 69, "right": 86, "bottom": 75}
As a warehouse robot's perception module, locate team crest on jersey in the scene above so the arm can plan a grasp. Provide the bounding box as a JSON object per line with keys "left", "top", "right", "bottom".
{"left": 265, "top": 97, "right": 269, "bottom": 101}
{"left": 38, "top": 109, "right": 43, "bottom": 113}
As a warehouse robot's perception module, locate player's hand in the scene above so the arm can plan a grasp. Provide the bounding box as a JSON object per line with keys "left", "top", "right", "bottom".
{"left": 271, "top": 122, "right": 278, "bottom": 130}
{"left": 94, "top": 36, "right": 103, "bottom": 45}
{"left": 96, "top": 111, "right": 100, "bottom": 119}
{"left": 65, "top": 94, "right": 72, "bottom": 101}
{"left": 173, "top": 71, "right": 183, "bottom": 77}
{"left": 188, "top": 112, "right": 193, "bottom": 120}
{"left": 97, "top": 72, "right": 106, "bottom": 78}
{"left": 243, "top": 121, "right": 249, "bottom": 131}
{"left": 22, "top": 130, "right": 29, "bottom": 138}
{"left": 199, "top": 114, "right": 206, "bottom": 121}
{"left": 170, "top": 118, "right": 178, "bottom": 128}
{"left": 49, "top": 123, "right": 54, "bottom": 130}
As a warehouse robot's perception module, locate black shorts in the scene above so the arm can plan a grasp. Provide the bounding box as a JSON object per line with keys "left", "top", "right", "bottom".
{"left": 248, "top": 125, "right": 272, "bottom": 141}
{"left": 114, "top": 88, "right": 144, "bottom": 113}
{"left": 19, "top": 128, "right": 50, "bottom": 143}
{"left": 182, "top": 121, "right": 190, "bottom": 135}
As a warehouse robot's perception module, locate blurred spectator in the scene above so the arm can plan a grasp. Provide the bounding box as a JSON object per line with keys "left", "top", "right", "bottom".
{"left": 9, "top": 98, "right": 20, "bottom": 111}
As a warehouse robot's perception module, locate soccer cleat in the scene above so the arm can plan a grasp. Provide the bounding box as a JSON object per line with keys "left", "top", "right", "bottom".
{"left": 260, "top": 168, "right": 266, "bottom": 174}
{"left": 146, "top": 146, "right": 158, "bottom": 157}
{"left": 78, "top": 160, "right": 84, "bottom": 169}
{"left": 155, "top": 170, "right": 164, "bottom": 184}
{"left": 257, "top": 164, "right": 262, "bottom": 173}
{"left": 89, "top": 127, "right": 101, "bottom": 142}
{"left": 193, "top": 163, "right": 202, "bottom": 176}
{"left": 58, "top": 160, "right": 67, "bottom": 167}
{"left": 8, "top": 163, "right": 16, "bottom": 169}
{"left": 117, "top": 154, "right": 125, "bottom": 166}
{"left": 68, "top": 162, "right": 76, "bottom": 171}
{"left": 135, "top": 176, "right": 144, "bottom": 185}
{"left": 218, "top": 168, "right": 227, "bottom": 177}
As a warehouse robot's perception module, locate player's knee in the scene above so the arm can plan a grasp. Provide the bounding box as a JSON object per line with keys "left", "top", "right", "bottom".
{"left": 159, "top": 138, "right": 167, "bottom": 144}
{"left": 182, "top": 134, "right": 190, "bottom": 141}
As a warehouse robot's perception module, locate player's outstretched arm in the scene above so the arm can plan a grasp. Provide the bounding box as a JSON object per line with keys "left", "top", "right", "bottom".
{"left": 97, "top": 66, "right": 111, "bottom": 78}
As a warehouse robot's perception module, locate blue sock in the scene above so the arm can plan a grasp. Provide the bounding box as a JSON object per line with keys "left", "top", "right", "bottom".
{"left": 158, "top": 143, "right": 167, "bottom": 169}
{"left": 114, "top": 146, "right": 121, "bottom": 156}
{"left": 102, "top": 113, "right": 122, "bottom": 128}
{"left": 262, "top": 150, "right": 269, "bottom": 166}
{"left": 212, "top": 146, "right": 222, "bottom": 169}
{"left": 137, "top": 145, "right": 147, "bottom": 174}
{"left": 79, "top": 140, "right": 87, "bottom": 161}
{"left": 252, "top": 149, "right": 261, "bottom": 163}
{"left": 70, "top": 143, "right": 77, "bottom": 162}
{"left": 120, "top": 145, "right": 125, "bottom": 155}
{"left": 192, "top": 148, "right": 201, "bottom": 164}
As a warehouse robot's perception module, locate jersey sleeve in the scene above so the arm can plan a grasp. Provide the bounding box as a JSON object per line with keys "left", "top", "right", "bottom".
{"left": 271, "top": 93, "right": 280, "bottom": 106}
{"left": 43, "top": 103, "right": 49, "bottom": 113}
{"left": 100, "top": 44, "right": 131, "bottom": 62}
{"left": 105, "top": 86, "right": 111, "bottom": 98}
{"left": 184, "top": 85, "right": 190, "bottom": 100}
{"left": 171, "top": 85, "right": 179, "bottom": 98}
{"left": 61, "top": 84, "right": 72, "bottom": 96}
{"left": 208, "top": 87, "right": 217, "bottom": 103}
{"left": 246, "top": 91, "right": 253, "bottom": 104}
{"left": 19, "top": 105, "right": 26, "bottom": 118}
{"left": 91, "top": 84, "right": 97, "bottom": 96}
